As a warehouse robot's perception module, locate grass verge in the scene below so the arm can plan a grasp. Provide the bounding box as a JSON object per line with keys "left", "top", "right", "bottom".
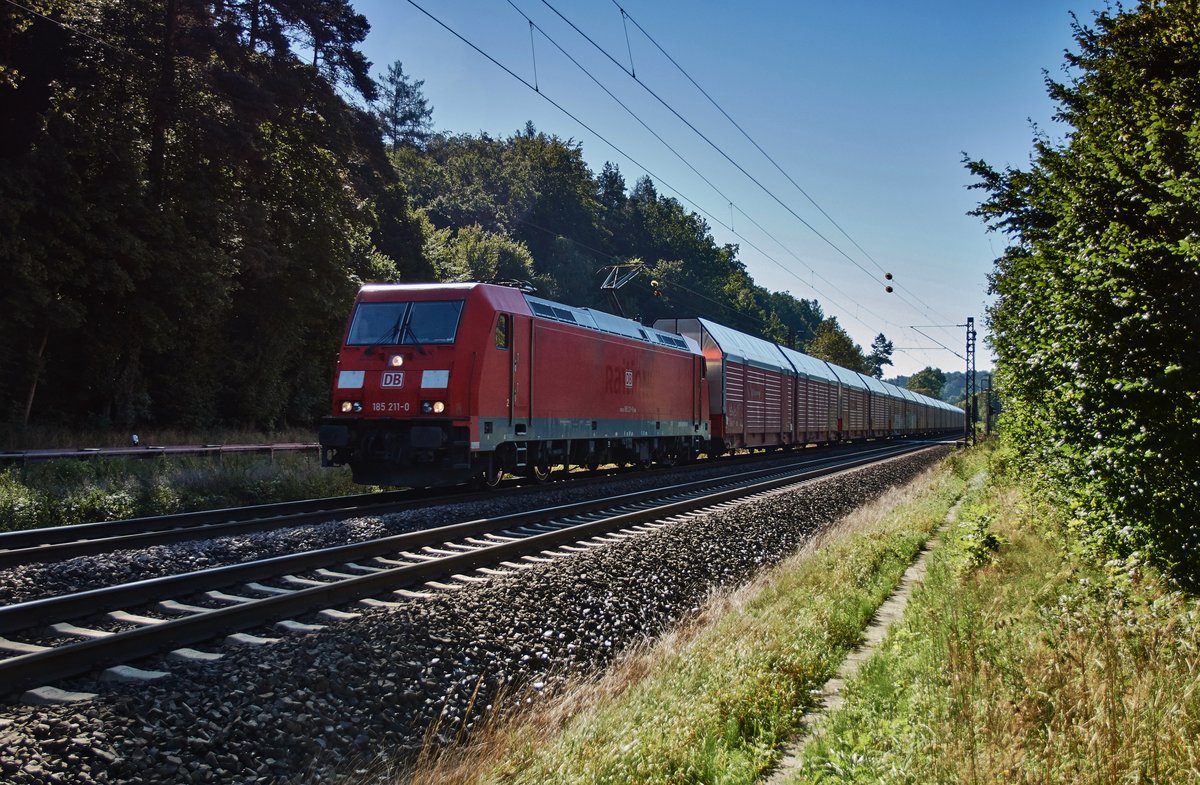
{"left": 0, "top": 453, "right": 366, "bottom": 532}
{"left": 397, "top": 447, "right": 987, "bottom": 784}
{"left": 789, "top": 451, "right": 1200, "bottom": 784}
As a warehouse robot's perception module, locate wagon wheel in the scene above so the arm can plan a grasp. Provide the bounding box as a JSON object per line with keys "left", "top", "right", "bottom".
{"left": 531, "top": 460, "right": 553, "bottom": 483}
{"left": 584, "top": 454, "right": 601, "bottom": 472}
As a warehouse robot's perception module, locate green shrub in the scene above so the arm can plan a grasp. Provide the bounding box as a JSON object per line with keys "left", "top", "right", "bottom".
{"left": 61, "top": 484, "right": 138, "bottom": 525}
{"left": 967, "top": 2, "right": 1200, "bottom": 587}
{"left": 0, "top": 469, "right": 49, "bottom": 531}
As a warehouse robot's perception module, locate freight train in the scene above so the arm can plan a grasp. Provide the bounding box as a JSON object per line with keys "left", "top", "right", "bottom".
{"left": 317, "top": 282, "right": 963, "bottom": 487}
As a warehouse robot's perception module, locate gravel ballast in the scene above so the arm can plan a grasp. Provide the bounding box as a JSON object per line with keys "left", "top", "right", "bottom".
{"left": 0, "top": 449, "right": 872, "bottom": 607}
{"left": 0, "top": 446, "right": 950, "bottom": 784}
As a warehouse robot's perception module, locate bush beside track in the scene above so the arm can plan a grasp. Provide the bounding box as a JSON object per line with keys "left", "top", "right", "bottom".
{"left": 0, "top": 455, "right": 363, "bottom": 533}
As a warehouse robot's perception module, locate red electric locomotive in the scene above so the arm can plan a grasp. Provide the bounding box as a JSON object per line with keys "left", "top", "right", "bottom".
{"left": 318, "top": 282, "right": 709, "bottom": 487}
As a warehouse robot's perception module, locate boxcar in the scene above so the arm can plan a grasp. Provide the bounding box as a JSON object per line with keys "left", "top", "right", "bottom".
{"left": 776, "top": 345, "right": 840, "bottom": 445}
{"left": 654, "top": 318, "right": 795, "bottom": 453}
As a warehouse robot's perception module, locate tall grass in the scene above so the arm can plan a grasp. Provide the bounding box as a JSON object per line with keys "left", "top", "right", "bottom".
{"left": 792, "top": 469, "right": 1200, "bottom": 784}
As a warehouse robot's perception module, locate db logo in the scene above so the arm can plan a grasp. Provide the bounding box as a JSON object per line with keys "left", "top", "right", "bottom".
{"left": 381, "top": 371, "right": 405, "bottom": 388}
{"left": 624, "top": 369, "right": 634, "bottom": 389}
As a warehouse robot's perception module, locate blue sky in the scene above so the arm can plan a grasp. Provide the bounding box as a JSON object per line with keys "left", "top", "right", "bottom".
{"left": 350, "top": 0, "right": 1108, "bottom": 376}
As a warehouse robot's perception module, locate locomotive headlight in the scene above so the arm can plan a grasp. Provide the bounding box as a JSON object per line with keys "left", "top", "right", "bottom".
{"left": 388, "top": 354, "right": 404, "bottom": 368}
{"left": 340, "top": 401, "right": 354, "bottom": 413}
{"left": 352, "top": 401, "right": 363, "bottom": 413}
{"left": 432, "top": 401, "right": 446, "bottom": 414}
{"left": 421, "top": 401, "right": 433, "bottom": 414}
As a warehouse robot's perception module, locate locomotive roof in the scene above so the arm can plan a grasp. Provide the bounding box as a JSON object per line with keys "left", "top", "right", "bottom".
{"left": 523, "top": 294, "right": 700, "bottom": 354}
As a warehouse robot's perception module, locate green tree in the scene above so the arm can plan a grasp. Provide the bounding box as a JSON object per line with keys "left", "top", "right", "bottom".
{"left": 806, "top": 318, "right": 867, "bottom": 373}
{"left": 906, "top": 366, "right": 946, "bottom": 398}
{"left": 966, "top": 1, "right": 1200, "bottom": 584}
{"left": 374, "top": 60, "right": 433, "bottom": 151}
{"left": 426, "top": 224, "right": 538, "bottom": 284}
{"left": 865, "top": 333, "right": 894, "bottom": 379}
{"left": 0, "top": 0, "right": 400, "bottom": 430}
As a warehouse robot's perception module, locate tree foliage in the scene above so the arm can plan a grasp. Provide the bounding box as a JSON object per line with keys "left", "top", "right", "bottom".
{"left": 905, "top": 367, "right": 947, "bottom": 399}
{"left": 805, "top": 318, "right": 868, "bottom": 373}
{"left": 374, "top": 60, "right": 433, "bottom": 151}
{"left": 2, "top": 5, "right": 842, "bottom": 439}
{"left": 865, "top": 333, "right": 894, "bottom": 379}
{"left": 0, "top": 0, "right": 423, "bottom": 430}
{"left": 966, "top": 1, "right": 1200, "bottom": 585}
{"left": 392, "top": 134, "right": 825, "bottom": 343}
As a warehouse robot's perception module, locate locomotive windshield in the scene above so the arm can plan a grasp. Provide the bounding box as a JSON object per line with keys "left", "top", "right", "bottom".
{"left": 346, "top": 300, "right": 465, "bottom": 346}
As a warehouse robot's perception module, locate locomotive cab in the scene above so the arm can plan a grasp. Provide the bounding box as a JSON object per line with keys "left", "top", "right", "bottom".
{"left": 318, "top": 283, "right": 516, "bottom": 486}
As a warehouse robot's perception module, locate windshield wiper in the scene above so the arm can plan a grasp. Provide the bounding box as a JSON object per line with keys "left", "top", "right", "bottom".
{"left": 364, "top": 310, "right": 406, "bottom": 355}
{"left": 400, "top": 316, "right": 428, "bottom": 355}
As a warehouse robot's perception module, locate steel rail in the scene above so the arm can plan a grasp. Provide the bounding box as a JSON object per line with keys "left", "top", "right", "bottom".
{"left": 0, "top": 442, "right": 939, "bottom": 695}
{"left": 0, "top": 441, "right": 920, "bottom": 633}
{"left": 0, "top": 490, "right": 441, "bottom": 570}
{"left": 0, "top": 443, "right": 317, "bottom": 465}
{"left": 0, "top": 439, "right": 905, "bottom": 569}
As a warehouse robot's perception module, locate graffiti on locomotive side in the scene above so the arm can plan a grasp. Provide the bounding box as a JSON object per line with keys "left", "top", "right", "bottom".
{"left": 605, "top": 364, "right": 646, "bottom": 394}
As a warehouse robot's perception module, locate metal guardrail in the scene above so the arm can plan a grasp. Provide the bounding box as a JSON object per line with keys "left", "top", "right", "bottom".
{"left": 0, "top": 442, "right": 319, "bottom": 465}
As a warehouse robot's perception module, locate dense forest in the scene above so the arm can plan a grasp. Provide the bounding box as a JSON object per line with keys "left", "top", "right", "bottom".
{"left": 1, "top": 0, "right": 908, "bottom": 435}
{"left": 968, "top": 1, "right": 1199, "bottom": 585}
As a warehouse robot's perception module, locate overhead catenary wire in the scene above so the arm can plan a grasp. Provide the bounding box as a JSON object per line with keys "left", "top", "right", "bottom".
{"left": 537, "top": 0, "right": 888, "bottom": 288}
{"left": 909, "top": 327, "right": 966, "bottom": 361}
{"left": 505, "top": 0, "right": 740, "bottom": 214}
{"left": 606, "top": 0, "right": 961, "bottom": 329}
{"left": 403, "top": 0, "right": 936, "bottom": 367}
{"left": 501, "top": 0, "right": 920, "bottom": 353}
{"left": 3, "top": 0, "right": 128, "bottom": 55}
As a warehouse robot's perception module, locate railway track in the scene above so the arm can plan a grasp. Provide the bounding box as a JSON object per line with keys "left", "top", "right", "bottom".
{"left": 0, "top": 440, "right": 944, "bottom": 700}
{"left": 0, "top": 440, "right": 899, "bottom": 569}
{"left": 0, "top": 488, "right": 447, "bottom": 569}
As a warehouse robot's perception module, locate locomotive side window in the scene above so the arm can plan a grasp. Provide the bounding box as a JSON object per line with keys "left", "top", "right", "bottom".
{"left": 345, "top": 300, "right": 465, "bottom": 346}
{"left": 495, "top": 314, "right": 510, "bottom": 349}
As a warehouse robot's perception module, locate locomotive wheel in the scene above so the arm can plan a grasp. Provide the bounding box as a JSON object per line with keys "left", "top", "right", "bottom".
{"left": 483, "top": 462, "right": 504, "bottom": 489}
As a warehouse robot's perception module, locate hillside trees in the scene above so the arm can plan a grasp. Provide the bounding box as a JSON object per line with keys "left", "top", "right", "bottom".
{"left": 905, "top": 367, "right": 947, "bottom": 399}
{"left": 3, "top": 1, "right": 845, "bottom": 435}
{"left": 0, "top": 0, "right": 423, "bottom": 430}
{"left": 966, "top": 1, "right": 1200, "bottom": 585}
{"left": 805, "top": 318, "right": 868, "bottom": 372}
{"left": 391, "top": 133, "right": 825, "bottom": 344}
